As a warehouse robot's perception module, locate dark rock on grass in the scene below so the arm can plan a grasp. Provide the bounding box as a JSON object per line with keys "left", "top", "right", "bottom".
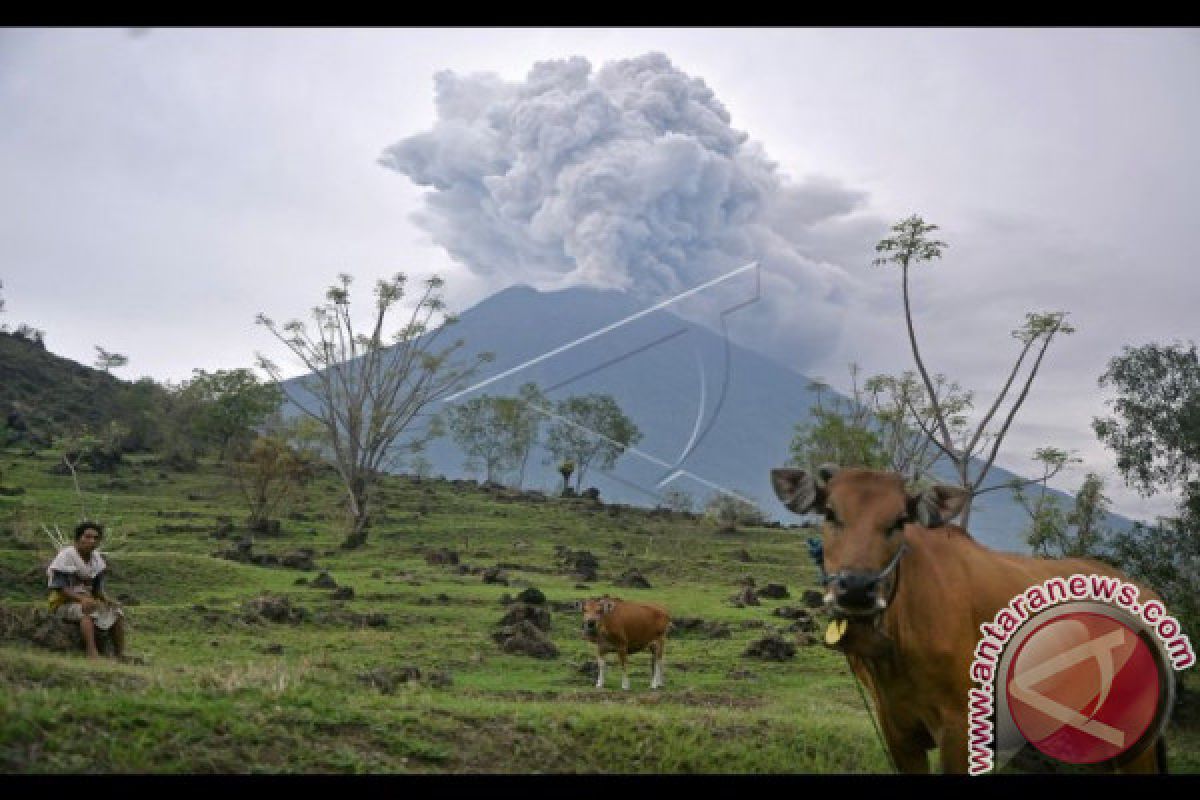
{"left": 743, "top": 633, "right": 796, "bottom": 661}
{"left": 264, "top": 643, "right": 284, "bottom": 655}
{"left": 455, "top": 564, "right": 472, "bottom": 575}
{"left": 242, "top": 595, "right": 310, "bottom": 625}
{"left": 516, "top": 587, "right": 546, "bottom": 605}
{"left": 426, "top": 669, "right": 453, "bottom": 688}
{"left": 482, "top": 567, "right": 509, "bottom": 586}
{"left": 794, "top": 631, "right": 819, "bottom": 647}
{"left": 730, "top": 587, "right": 760, "bottom": 607}
{"left": 757, "top": 583, "right": 789, "bottom": 599}
{"left": 315, "top": 610, "right": 389, "bottom": 629}
{"left": 425, "top": 548, "right": 460, "bottom": 566}
{"left": 281, "top": 550, "right": 316, "bottom": 570}
{"left": 802, "top": 589, "right": 825, "bottom": 609}
{"left": 499, "top": 603, "right": 552, "bottom": 632}
{"left": 435, "top": 593, "right": 450, "bottom": 604}
{"left": 358, "top": 665, "right": 421, "bottom": 694}
{"left": 312, "top": 571, "right": 338, "bottom": 590}
{"left": 772, "top": 606, "right": 815, "bottom": 626}
{"left": 671, "top": 617, "right": 731, "bottom": 639}
{"left": 492, "top": 620, "right": 558, "bottom": 659}
{"left": 294, "top": 577, "right": 309, "bottom": 586}
{"left": 614, "top": 569, "right": 651, "bottom": 589}
{"left": 740, "top": 620, "right": 767, "bottom": 629}
{"left": 332, "top": 586, "right": 355, "bottom": 601}
{"left": 499, "top": 593, "right": 514, "bottom": 606}
{"left": 576, "top": 659, "right": 599, "bottom": 678}
{"left": 732, "top": 548, "right": 752, "bottom": 562}
{"left": 559, "top": 549, "right": 599, "bottom": 582}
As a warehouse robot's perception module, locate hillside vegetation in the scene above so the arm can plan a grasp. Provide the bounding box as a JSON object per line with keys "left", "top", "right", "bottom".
{"left": 1, "top": 450, "right": 1196, "bottom": 773}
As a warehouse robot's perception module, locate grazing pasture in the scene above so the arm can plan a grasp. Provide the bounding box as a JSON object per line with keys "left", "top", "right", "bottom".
{"left": 0, "top": 450, "right": 1195, "bottom": 773}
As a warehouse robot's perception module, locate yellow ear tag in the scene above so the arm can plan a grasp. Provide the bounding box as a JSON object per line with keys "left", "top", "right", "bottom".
{"left": 825, "top": 618, "right": 848, "bottom": 645}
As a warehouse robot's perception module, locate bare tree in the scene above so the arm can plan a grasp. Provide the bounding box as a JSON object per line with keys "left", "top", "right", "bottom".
{"left": 256, "top": 272, "right": 491, "bottom": 548}
{"left": 873, "top": 215, "right": 1076, "bottom": 527}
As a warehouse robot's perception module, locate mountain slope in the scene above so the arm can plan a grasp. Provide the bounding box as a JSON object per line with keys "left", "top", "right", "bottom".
{"left": 324, "top": 284, "right": 1133, "bottom": 553}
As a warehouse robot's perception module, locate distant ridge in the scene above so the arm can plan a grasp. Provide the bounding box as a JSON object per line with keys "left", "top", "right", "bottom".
{"left": 283, "top": 283, "right": 1134, "bottom": 553}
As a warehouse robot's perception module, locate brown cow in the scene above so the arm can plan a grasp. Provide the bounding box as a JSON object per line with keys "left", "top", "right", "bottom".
{"left": 580, "top": 595, "right": 670, "bottom": 690}
{"left": 771, "top": 464, "right": 1168, "bottom": 774}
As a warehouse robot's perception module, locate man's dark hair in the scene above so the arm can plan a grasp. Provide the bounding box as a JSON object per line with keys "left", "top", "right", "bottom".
{"left": 73, "top": 521, "right": 104, "bottom": 541}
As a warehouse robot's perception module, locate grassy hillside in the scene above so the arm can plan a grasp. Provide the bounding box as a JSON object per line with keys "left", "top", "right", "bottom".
{"left": 0, "top": 450, "right": 1195, "bottom": 774}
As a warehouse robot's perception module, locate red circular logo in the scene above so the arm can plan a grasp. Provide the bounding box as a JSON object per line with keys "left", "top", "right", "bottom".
{"left": 1005, "top": 611, "right": 1161, "bottom": 764}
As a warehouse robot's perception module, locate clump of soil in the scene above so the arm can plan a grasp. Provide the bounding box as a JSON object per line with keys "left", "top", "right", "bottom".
{"left": 492, "top": 620, "right": 558, "bottom": 659}
{"left": 743, "top": 633, "right": 796, "bottom": 661}
{"left": 671, "top": 617, "right": 732, "bottom": 639}
{"left": 614, "top": 569, "right": 652, "bottom": 589}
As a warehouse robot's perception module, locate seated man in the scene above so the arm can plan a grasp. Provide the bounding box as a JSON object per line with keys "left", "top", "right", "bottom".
{"left": 46, "top": 521, "right": 125, "bottom": 659}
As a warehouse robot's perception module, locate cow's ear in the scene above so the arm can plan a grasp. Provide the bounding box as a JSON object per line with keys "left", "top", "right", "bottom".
{"left": 600, "top": 599, "right": 615, "bottom": 614}
{"left": 771, "top": 468, "right": 825, "bottom": 514}
{"left": 908, "top": 485, "right": 970, "bottom": 527}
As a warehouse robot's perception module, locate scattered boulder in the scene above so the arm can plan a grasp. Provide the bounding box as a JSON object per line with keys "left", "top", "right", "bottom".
{"left": 358, "top": 666, "right": 422, "bottom": 694}
{"left": 332, "top": 586, "right": 355, "bottom": 601}
{"left": 559, "top": 549, "right": 599, "bottom": 582}
{"left": 576, "top": 659, "right": 600, "bottom": 678}
{"left": 482, "top": 567, "right": 509, "bottom": 586}
{"left": 242, "top": 595, "right": 310, "bottom": 625}
{"left": 757, "top": 583, "right": 790, "bottom": 599}
{"left": 801, "top": 589, "right": 825, "bottom": 609}
{"left": 426, "top": 669, "right": 453, "bottom": 688}
{"left": 743, "top": 633, "right": 796, "bottom": 661}
{"left": 671, "top": 617, "right": 731, "bottom": 639}
{"left": 425, "top": 548, "right": 460, "bottom": 566}
{"left": 492, "top": 620, "right": 558, "bottom": 659}
{"left": 435, "top": 593, "right": 450, "bottom": 605}
{"left": 294, "top": 577, "right": 309, "bottom": 586}
{"left": 772, "top": 606, "right": 814, "bottom": 624}
{"left": 614, "top": 569, "right": 652, "bottom": 589}
{"left": 730, "top": 587, "right": 760, "bottom": 607}
{"left": 732, "top": 548, "right": 752, "bottom": 562}
{"left": 264, "top": 643, "right": 285, "bottom": 655}
{"left": 312, "top": 571, "right": 338, "bottom": 590}
{"left": 499, "top": 603, "right": 552, "bottom": 632}
{"left": 281, "top": 549, "right": 316, "bottom": 570}
{"left": 581, "top": 487, "right": 601, "bottom": 502}
{"left": 516, "top": 587, "right": 546, "bottom": 606}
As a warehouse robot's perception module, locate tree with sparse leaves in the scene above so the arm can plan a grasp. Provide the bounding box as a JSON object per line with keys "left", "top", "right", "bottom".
{"left": 544, "top": 394, "right": 642, "bottom": 492}
{"left": 873, "top": 215, "right": 1076, "bottom": 527}
{"left": 256, "top": 272, "right": 490, "bottom": 549}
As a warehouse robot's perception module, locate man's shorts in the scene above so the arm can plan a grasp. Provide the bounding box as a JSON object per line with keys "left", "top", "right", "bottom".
{"left": 54, "top": 602, "right": 123, "bottom": 631}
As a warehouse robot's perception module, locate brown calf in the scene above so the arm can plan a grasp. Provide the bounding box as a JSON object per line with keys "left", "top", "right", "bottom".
{"left": 581, "top": 596, "right": 670, "bottom": 690}
{"left": 772, "top": 464, "right": 1167, "bottom": 774}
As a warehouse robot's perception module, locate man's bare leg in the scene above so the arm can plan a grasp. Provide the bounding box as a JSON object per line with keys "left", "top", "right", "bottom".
{"left": 110, "top": 617, "right": 126, "bottom": 658}
{"left": 79, "top": 615, "right": 100, "bottom": 659}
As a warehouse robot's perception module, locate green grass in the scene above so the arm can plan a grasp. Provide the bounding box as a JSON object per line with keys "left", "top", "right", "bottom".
{"left": 0, "top": 449, "right": 1195, "bottom": 773}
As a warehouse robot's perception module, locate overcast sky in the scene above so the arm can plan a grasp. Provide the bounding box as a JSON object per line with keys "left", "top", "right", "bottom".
{"left": 2, "top": 28, "right": 1197, "bottom": 522}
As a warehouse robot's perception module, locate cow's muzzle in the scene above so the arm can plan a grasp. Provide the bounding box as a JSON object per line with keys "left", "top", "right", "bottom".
{"left": 824, "top": 542, "right": 908, "bottom": 619}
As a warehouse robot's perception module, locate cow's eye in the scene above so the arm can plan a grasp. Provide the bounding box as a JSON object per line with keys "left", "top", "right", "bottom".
{"left": 824, "top": 508, "right": 841, "bottom": 528}
{"left": 887, "top": 516, "right": 908, "bottom": 536}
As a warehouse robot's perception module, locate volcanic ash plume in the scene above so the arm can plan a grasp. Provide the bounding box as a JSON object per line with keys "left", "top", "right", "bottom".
{"left": 381, "top": 52, "right": 876, "bottom": 360}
